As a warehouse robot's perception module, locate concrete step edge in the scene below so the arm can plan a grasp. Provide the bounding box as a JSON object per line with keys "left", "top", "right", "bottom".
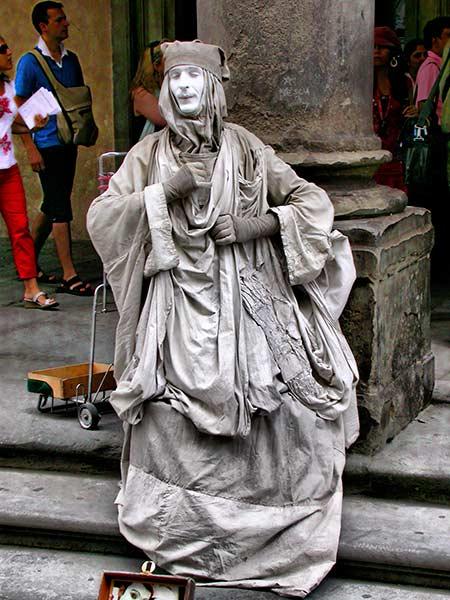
{"left": 0, "top": 445, "right": 120, "bottom": 475}
{"left": 339, "top": 495, "right": 450, "bottom": 574}
{"left": 0, "top": 468, "right": 119, "bottom": 537}
{"left": 345, "top": 402, "right": 450, "bottom": 504}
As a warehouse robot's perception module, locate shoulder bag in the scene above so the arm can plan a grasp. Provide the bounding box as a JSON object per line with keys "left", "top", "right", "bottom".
{"left": 30, "top": 49, "right": 98, "bottom": 147}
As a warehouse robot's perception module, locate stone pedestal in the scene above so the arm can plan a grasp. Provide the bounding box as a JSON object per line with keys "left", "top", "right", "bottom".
{"left": 338, "top": 207, "right": 434, "bottom": 453}
{"left": 196, "top": 0, "right": 435, "bottom": 453}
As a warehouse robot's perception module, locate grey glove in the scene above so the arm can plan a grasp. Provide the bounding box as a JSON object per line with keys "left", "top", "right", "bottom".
{"left": 211, "top": 213, "right": 280, "bottom": 245}
{"left": 162, "top": 165, "right": 197, "bottom": 202}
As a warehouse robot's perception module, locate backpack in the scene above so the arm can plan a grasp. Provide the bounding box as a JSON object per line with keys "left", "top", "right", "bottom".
{"left": 30, "top": 49, "right": 98, "bottom": 147}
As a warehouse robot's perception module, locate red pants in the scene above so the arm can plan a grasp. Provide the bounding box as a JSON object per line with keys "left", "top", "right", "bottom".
{"left": 0, "top": 164, "right": 37, "bottom": 280}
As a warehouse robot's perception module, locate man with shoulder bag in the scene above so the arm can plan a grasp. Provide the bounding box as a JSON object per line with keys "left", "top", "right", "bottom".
{"left": 15, "top": 1, "right": 98, "bottom": 296}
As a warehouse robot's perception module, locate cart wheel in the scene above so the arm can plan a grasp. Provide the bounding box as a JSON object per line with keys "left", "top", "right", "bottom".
{"left": 37, "top": 394, "right": 49, "bottom": 412}
{"left": 77, "top": 403, "right": 100, "bottom": 430}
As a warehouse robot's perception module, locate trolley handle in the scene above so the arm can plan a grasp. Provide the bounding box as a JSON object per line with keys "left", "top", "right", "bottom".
{"left": 97, "top": 151, "right": 127, "bottom": 192}
{"left": 87, "top": 283, "right": 108, "bottom": 399}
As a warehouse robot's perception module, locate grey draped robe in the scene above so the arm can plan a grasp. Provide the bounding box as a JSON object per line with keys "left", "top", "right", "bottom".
{"left": 87, "top": 122, "right": 359, "bottom": 598}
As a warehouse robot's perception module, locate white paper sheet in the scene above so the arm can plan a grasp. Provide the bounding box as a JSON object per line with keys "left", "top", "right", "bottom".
{"left": 18, "top": 87, "right": 61, "bottom": 130}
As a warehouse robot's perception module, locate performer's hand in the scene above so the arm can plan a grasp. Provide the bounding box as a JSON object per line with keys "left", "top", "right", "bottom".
{"left": 186, "top": 162, "right": 211, "bottom": 187}
{"left": 212, "top": 213, "right": 280, "bottom": 245}
{"left": 211, "top": 214, "right": 236, "bottom": 245}
{"left": 27, "top": 145, "right": 45, "bottom": 172}
{"left": 162, "top": 164, "right": 207, "bottom": 201}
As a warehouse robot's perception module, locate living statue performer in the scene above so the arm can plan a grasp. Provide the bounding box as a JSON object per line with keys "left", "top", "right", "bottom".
{"left": 87, "top": 40, "right": 359, "bottom": 598}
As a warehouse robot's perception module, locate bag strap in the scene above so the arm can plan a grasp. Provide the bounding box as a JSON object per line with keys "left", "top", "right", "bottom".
{"left": 29, "top": 49, "right": 67, "bottom": 102}
{"left": 29, "top": 49, "right": 74, "bottom": 136}
{"left": 417, "top": 52, "right": 450, "bottom": 127}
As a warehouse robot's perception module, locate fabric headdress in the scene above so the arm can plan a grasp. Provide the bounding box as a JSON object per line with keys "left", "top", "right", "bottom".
{"left": 161, "top": 40, "right": 230, "bottom": 81}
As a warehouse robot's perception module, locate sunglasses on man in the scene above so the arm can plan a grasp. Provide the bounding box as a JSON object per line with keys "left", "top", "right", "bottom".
{"left": 0, "top": 44, "right": 10, "bottom": 55}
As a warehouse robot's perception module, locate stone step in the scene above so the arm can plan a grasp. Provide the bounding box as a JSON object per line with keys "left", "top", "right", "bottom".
{"left": 345, "top": 402, "right": 450, "bottom": 504}
{"left": 0, "top": 468, "right": 449, "bottom": 589}
{"left": 0, "top": 291, "right": 122, "bottom": 477}
{"left": 0, "top": 545, "right": 448, "bottom": 600}
{"left": 2, "top": 401, "right": 449, "bottom": 508}
{"left": 338, "top": 495, "right": 450, "bottom": 589}
{"left": 0, "top": 468, "right": 131, "bottom": 556}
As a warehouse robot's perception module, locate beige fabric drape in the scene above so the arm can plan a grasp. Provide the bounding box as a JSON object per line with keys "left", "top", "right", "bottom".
{"left": 87, "top": 122, "right": 359, "bottom": 597}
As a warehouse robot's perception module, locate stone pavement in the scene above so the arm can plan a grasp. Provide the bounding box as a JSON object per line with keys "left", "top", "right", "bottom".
{"left": 0, "top": 239, "right": 122, "bottom": 474}
{"left": 0, "top": 239, "right": 449, "bottom": 599}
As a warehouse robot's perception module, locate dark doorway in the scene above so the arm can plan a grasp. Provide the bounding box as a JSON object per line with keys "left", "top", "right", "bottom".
{"left": 112, "top": 0, "right": 198, "bottom": 148}
{"left": 175, "top": 0, "right": 197, "bottom": 40}
{"left": 375, "top": 2, "right": 395, "bottom": 28}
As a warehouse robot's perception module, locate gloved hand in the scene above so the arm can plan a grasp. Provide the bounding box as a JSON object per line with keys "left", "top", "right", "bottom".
{"left": 162, "top": 163, "right": 211, "bottom": 202}
{"left": 211, "top": 213, "right": 279, "bottom": 245}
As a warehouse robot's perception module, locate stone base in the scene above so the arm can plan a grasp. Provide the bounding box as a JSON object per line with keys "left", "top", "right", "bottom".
{"left": 337, "top": 207, "right": 434, "bottom": 454}
{"left": 353, "top": 354, "right": 435, "bottom": 454}
{"left": 283, "top": 150, "right": 407, "bottom": 218}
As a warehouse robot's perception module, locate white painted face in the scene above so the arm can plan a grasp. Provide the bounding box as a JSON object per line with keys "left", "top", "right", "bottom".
{"left": 168, "top": 65, "right": 205, "bottom": 115}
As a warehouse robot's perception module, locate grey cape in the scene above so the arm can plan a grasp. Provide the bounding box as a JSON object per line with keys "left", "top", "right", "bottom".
{"left": 87, "top": 122, "right": 359, "bottom": 598}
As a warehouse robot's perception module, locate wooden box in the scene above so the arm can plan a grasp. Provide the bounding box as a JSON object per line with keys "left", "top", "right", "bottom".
{"left": 97, "top": 571, "right": 195, "bottom": 600}
{"left": 27, "top": 362, "right": 116, "bottom": 399}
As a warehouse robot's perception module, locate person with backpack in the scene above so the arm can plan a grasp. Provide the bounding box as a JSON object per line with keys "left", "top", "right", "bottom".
{"left": 14, "top": 1, "right": 94, "bottom": 296}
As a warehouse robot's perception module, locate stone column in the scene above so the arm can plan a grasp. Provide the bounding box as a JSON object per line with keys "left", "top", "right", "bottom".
{"left": 197, "top": 0, "right": 406, "bottom": 217}
{"left": 197, "top": 0, "right": 434, "bottom": 453}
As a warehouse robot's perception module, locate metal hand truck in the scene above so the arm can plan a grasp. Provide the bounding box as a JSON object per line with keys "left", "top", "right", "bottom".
{"left": 27, "top": 284, "right": 115, "bottom": 430}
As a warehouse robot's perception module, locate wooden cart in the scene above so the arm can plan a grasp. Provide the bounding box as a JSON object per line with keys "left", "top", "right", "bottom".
{"left": 27, "top": 284, "right": 116, "bottom": 430}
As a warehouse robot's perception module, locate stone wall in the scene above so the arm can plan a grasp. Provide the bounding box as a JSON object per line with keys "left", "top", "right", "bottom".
{"left": 1, "top": 0, "right": 114, "bottom": 240}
